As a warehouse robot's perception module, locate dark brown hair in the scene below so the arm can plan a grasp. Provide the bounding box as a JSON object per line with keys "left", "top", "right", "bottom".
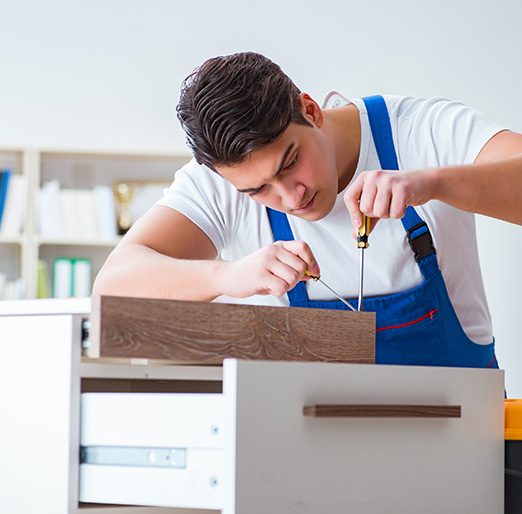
{"left": 176, "top": 52, "right": 311, "bottom": 171}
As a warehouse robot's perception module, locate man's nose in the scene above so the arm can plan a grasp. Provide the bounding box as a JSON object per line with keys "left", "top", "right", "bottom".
{"left": 277, "top": 180, "right": 305, "bottom": 209}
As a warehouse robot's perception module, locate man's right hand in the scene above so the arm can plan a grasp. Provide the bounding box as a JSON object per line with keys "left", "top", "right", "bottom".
{"left": 216, "top": 240, "right": 320, "bottom": 299}
{"left": 94, "top": 206, "right": 319, "bottom": 303}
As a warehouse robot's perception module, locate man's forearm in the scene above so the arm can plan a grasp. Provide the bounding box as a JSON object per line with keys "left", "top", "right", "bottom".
{"left": 432, "top": 153, "right": 522, "bottom": 225}
{"left": 92, "top": 243, "right": 225, "bottom": 301}
{"left": 93, "top": 239, "right": 318, "bottom": 302}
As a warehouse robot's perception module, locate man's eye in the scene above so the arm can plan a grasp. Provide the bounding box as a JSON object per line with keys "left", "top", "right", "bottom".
{"left": 285, "top": 154, "right": 298, "bottom": 170}
{"left": 248, "top": 186, "right": 264, "bottom": 197}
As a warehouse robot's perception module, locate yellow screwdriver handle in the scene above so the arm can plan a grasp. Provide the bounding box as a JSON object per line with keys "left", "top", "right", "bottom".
{"left": 304, "top": 270, "right": 320, "bottom": 281}
{"left": 357, "top": 214, "right": 371, "bottom": 249}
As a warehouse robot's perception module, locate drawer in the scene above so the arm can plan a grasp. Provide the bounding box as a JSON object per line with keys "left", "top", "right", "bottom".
{"left": 80, "top": 393, "right": 224, "bottom": 510}
{"left": 79, "top": 360, "right": 505, "bottom": 514}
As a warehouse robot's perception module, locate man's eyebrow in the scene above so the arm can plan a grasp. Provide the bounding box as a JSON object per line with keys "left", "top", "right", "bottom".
{"left": 237, "top": 143, "right": 295, "bottom": 194}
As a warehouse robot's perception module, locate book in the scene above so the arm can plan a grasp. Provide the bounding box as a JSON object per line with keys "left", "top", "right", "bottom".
{"left": 39, "top": 183, "right": 120, "bottom": 240}
{"left": 36, "top": 260, "right": 52, "bottom": 299}
{"left": 2, "top": 278, "right": 25, "bottom": 300}
{"left": 0, "top": 173, "right": 28, "bottom": 236}
{"left": 60, "top": 189, "right": 80, "bottom": 239}
{"left": 60, "top": 189, "right": 99, "bottom": 240}
{"left": 93, "top": 185, "right": 118, "bottom": 239}
{"left": 0, "top": 169, "right": 12, "bottom": 230}
{"left": 72, "top": 258, "right": 92, "bottom": 297}
{"left": 53, "top": 258, "right": 72, "bottom": 298}
{"left": 38, "top": 179, "right": 64, "bottom": 237}
{"left": 0, "top": 272, "right": 6, "bottom": 299}
{"left": 74, "top": 189, "right": 99, "bottom": 240}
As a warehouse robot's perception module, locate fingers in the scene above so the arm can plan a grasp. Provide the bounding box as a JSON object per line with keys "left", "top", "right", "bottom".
{"left": 265, "top": 241, "right": 319, "bottom": 296}
{"left": 344, "top": 177, "right": 364, "bottom": 230}
{"left": 344, "top": 170, "right": 411, "bottom": 230}
{"left": 280, "top": 240, "right": 320, "bottom": 277}
{"left": 221, "top": 240, "right": 320, "bottom": 299}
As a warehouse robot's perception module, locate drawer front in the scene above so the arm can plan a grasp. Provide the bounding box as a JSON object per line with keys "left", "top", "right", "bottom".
{"left": 80, "top": 393, "right": 224, "bottom": 510}
{"left": 223, "top": 360, "right": 505, "bottom": 514}
{"left": 80, "top": 464, "right": 223, "bottom": 510}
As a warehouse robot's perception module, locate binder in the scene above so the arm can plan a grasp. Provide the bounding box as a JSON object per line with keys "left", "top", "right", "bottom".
{"left": 53, "top": 258, "right": 92, "bottom": 298}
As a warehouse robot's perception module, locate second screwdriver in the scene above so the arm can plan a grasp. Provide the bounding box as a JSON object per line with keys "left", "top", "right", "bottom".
{"left": 357, "top": 214, "right": 371, "bottom": 311}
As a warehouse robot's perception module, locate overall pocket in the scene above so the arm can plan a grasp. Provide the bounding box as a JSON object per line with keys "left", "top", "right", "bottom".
{"left": 375, "top": 308, "right": 449, "bottom": 366}
{"left": 377, "top": 309, "right": 440, "bottom": 333}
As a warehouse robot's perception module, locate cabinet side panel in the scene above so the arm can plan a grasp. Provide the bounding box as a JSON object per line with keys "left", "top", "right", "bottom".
{"left": 0, "top": 314, "right": 82, "bottom": 514}
{"left": 223, "top": 359, "right": 238, "bottom": 514}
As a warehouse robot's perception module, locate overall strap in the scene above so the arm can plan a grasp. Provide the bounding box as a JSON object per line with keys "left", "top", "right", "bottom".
{"left": 266, "top": 207, "right": 309, "bottom": 303}
{"left": 362, "top": 95, "right": 438, "bottom": 279}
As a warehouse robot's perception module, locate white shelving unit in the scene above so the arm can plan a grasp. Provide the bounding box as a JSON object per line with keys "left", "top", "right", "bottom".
{"left": 0, "top": 148, "right": 191, "bottom": 299}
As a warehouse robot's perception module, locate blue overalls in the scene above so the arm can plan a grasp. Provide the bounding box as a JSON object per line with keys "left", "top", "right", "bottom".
{"left": 267, "top": 95, "right": 498, "bottom": 368}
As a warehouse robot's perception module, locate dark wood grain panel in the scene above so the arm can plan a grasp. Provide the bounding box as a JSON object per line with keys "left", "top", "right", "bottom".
{"left": 89, "top": 295, "right": 375, "bottom": 364}
{"left": 303, "top": 404, "right": 462, "bottom": 418}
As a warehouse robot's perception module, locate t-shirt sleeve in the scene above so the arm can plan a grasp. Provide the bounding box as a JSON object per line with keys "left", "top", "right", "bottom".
{"left": 155, "top": 159, "right": 240, "bottom": 253}
{"left": 386, "top": 95, "right": 506, "bottom": 170}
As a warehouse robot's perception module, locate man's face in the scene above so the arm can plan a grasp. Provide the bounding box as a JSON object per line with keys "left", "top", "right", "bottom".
{"left": 216, "top": 121, "right": 340, "bottom": 221}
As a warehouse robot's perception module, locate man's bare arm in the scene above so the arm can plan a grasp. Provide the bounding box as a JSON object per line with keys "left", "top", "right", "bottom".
{"left": 344, "top": 130, "right": 522, "bottom": 229}
{"left": 92, "top": 206, "right": 222, "bottom": 300}
{"left": 92, "top": 205, "right": 319, "bottom": 300}
{"left": 435, "top": 130, "right": 522, "bottom": 223}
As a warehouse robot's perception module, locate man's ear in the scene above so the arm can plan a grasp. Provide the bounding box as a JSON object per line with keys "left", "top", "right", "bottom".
{"left": 299, "top": 92, "right": 324, "bottom": 128}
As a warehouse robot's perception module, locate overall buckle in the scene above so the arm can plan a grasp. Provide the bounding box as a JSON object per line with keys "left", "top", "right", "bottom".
{"left": 407, "top": 222, "right": 436, "bottom": 263}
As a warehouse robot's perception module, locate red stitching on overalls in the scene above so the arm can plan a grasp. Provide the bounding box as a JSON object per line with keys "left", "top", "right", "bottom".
{"left": 376, "top": 309, "right": 440, "bottom": 332}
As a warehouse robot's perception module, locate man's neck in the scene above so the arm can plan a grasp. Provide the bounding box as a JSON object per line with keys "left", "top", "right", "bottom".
{"left": 323, "top": 103, "right": 361, "bottom": 193}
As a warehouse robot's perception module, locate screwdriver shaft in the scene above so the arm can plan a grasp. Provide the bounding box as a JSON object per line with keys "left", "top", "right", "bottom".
{"left": 316, "top": 277, "right": 357, "bottom": 312}
{"left": 358, "top": 249, "right": 364, "bottom": 311}
{"left": 357, "top": 214, "right": 370, "bottom": 312}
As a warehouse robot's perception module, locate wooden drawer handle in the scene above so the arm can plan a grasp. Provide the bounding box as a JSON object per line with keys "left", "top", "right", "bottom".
{"left": 303, "top": 404, "right": 461, "bottom": 418}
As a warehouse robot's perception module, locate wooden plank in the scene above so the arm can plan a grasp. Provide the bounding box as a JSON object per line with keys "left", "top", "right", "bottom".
{"left": 303, "top": 404, "right": 462, "bottom": 418}
{"left": 89, "top": 296, "right": 375, "bottom": 364}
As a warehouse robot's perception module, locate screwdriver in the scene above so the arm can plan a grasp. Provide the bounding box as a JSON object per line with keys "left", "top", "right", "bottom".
{"left": 357, "top": 214, "right": 371, "bottom": 311}
{"left": 305, "top": 270, "right": 357, "bottom": 311}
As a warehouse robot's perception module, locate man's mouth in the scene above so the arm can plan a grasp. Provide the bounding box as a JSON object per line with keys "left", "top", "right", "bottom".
{"left": 296, "top": 193, "right": 316, "bottom": 212}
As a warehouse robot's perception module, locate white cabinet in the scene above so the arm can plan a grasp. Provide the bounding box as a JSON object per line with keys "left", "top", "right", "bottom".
{"left": 0, "top": 148, "right": 191, "bottom": 299}
{"left": 0, "top": 299, "right": 506, "bottom": 514}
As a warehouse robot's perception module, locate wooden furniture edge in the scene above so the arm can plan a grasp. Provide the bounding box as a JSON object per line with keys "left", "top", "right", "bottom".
{"left": 89, "top": 295, "right": 376, "bottom": 364}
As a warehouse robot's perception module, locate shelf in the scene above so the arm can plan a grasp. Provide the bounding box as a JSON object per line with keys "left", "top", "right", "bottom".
{"left": 37, "top": 236, "right": 123, "bottom": 247}
{"left": 0, "top": 235, "right": 24, "bottom": 245}
{"left": 0, "top": 147, "right": 192, "bottom": 299}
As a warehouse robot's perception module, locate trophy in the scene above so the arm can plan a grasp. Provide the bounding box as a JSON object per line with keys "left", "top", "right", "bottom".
{"left": 113, "top": 182, "right": 136, "bottom": 235}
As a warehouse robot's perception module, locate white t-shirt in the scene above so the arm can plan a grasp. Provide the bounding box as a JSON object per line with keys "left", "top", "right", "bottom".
{"left": 157, "top": 95, "right": 505, "bottom": 345}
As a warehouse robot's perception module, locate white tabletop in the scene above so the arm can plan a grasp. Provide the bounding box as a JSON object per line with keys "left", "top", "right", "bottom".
{"left": 0, "top": 297, "right": 92, "bottom": 316}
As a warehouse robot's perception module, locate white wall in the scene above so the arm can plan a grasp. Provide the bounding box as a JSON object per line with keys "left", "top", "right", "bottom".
{"left": 1, "top": 0, "right": 521, "bottom": 394}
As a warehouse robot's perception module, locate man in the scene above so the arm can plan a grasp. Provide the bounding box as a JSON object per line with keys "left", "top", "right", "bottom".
{"left": 93, "top": 52, "right": 522, "bottom": 367}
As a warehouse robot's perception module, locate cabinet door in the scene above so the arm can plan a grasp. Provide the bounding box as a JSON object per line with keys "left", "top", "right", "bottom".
{"left": 223, "top": 360, "right": 505, "bottom": 514}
